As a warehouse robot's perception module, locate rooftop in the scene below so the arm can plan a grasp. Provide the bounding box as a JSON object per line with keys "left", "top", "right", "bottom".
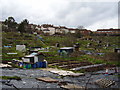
{"left": 97, "top": 29, "right": 120, "bottom": 31}
{"left": 60, "top": 47, "right": 74, "bottom": 49}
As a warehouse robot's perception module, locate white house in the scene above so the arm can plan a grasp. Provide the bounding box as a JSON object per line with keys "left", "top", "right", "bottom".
{"left": 41, "top": 24, "right": 56, "bottom": 35}
{"left": 59, "top": 26, "right": 69, "bottom": 34}
{"left": 47, "top": 27, "right": 56, "bottom": 35}
{"left": 35, "top": 25, "right": 41, "bottom": 31}
{"left": 36, "top": 24, "right": 88, "bottom": 35}
{"left": 68, "top": 28, "right": 76, "bottom": 33}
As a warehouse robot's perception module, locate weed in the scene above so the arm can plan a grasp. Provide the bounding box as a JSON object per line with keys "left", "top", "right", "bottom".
{"left": 0, "top": 76, "right": 21, "bottom": 80}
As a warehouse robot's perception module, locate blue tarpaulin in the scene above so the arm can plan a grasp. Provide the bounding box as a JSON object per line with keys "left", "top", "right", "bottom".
{"left": 4, "top": 46, "right": 12, "bottom": 48}
{"left": 36, "top": 35, "right": 44, "bottom": 41}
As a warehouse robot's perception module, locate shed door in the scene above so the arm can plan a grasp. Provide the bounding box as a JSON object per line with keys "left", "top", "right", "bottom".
{"left": 34, "top": 56, "right": 38, "bottom": 63}
{"left": 30, "top": 57, "right": 34, "bottom": 63}
{"left": 38, "top": 55, "right": 44, "bottom": 62}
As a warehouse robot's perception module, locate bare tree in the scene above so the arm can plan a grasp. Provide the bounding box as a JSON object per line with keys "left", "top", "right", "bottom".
{"left": 77, "top": 26, "right": 84, "bottom": 30}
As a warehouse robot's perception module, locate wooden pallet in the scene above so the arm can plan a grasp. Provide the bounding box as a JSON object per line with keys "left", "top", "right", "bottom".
{"left": 95, "top": 78, "right": 115, "bottom": 88}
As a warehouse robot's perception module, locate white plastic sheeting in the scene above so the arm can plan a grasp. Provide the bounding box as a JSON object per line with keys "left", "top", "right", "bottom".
{"left": 16, "top": 45, "right": 26, "bottom": 52}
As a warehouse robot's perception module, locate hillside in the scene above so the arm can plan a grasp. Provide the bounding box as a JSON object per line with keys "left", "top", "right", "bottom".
{"left": 2, "top": 32, "right": 120, "bottom": 70}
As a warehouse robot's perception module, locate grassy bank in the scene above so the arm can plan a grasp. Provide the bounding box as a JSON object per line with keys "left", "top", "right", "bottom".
{"left": 2, "top": 32, "right": 120, "bottom": 68}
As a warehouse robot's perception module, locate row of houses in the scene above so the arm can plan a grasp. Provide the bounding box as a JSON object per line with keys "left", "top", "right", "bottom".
{"left": 28, "top": 24, "right": 120, "bottom": 35}
{"left": 95, "top": 28, "right": 120, "bottom": 35}
{"left": 1, "top": 21, "right": 120, "bottom": 35}
{"left": 28, "top": 24, "right": 92, "bottom": 35}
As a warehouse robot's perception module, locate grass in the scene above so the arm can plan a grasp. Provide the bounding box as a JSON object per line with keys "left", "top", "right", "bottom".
{"left": 42, "top": 35, "right": 77, "bottom": 46}
{"left": 46, "top": 51, "right": 119, "bottom": 68}
{"left": 2, "top": 32, "right": 46, "bottom": 61}
{"left": 115, "top": 75, "right": 120, "bottom": 77}
{"left": 2, "top": 32, "right": 120, "bottom": 68}
{"left": 2, "top": 32, "right": 46, "bottom": 47}
{"left": 106, "top": 61, "right": 120, "bottom": 66}
{"left": 0, "top": 76, "right": 21, "bottom": 80}
{"left": 81, "top": 55, "right": 105, "bottom": 64}
{"left": 81, "top": 55, "right": 120, "bottom": 66}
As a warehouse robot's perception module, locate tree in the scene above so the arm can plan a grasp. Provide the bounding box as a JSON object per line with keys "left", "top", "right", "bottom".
{"left": 75, "top": 25, "right": 85, "bottom": 37}
{"left": 4, "top": 16, "right": 17, "bottom": 28}
{"left": 8, "top": 17, "right": 15, "bottom": 22}
{"left": 18, "top": 22, "right": 25, "bottom": 33}
{"left": 74, "top": 29, "right": 83, "bottom": 38}
{"left": 77, "top": 25, "right": 84, "bottom": 30}
{"left": 22, "top": 19, "right": 29, "bottom": 25}
{"left": 17, "top": 19, "right": 29, "bottom": 33}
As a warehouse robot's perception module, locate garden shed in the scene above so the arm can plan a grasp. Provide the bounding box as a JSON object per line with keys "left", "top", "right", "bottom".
{"left": 28, "top": 47, "right": 42, "bottom": 54}
{"left": 22, "top": 52, "right": 45, "bottom": 64}
{"left": 114, "top": 48, "right": 120, "bottom": 53}
{"left": 59, "top": 47, "right": 74, "bottom": 56}
{"left": 30, "top": 47, "right": 41, "bottom": 50}
{"left": 16, "top": 45, "right": 26, "bottom": 52}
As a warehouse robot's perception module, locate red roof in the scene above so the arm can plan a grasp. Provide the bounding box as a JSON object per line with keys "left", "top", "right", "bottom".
{"left": 59, "top": 26, "right": 68, "bottom": 29}
{"left": 97, "top": 29, "right": 120, "bottom": 31}
{"left": 41, "top": 24, "right": 54, "bottom": 28}
{"left": 68, "top": 28, "right": 77, "bottom": 31}
{"left": 53, "top": 26, "right": 60, "bottom": 29}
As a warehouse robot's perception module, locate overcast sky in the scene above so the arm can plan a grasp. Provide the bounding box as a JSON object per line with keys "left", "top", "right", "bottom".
{"left": 0, "top": 0, "right": 119, "bottom": 31}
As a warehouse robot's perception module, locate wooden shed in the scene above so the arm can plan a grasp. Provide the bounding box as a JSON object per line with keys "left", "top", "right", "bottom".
{"left": 22, "top": 52, "right": 45, "bottom": 64}
{"left": 59, "top": 47, "right": 74, "bottom": 55}
{"left": 114, "top": 48, "right": 120, "bottom": 53}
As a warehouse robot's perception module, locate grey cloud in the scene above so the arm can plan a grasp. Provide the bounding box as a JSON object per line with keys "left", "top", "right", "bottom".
{"left": 53, "top": 2, "right": 117, "bottom": 28}
{"left": 1, "top": 0, "right": 118, "bottom": 30}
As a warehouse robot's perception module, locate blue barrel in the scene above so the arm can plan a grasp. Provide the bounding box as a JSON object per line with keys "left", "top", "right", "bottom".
{"left": 42, "top": 62, "right": 46, "bottom": 68}
{"left": 23, "top": 64, "right": 26, "bottom": 68}
{"left": 31, "top": 64, "right": 34, "bottom": 68}
{"left": 36, "top": 62, "right": 39, "bottom": 68}
{"left": 28, "top": 64, "right": 31, "bottom": 69}
{"left": 36, "top": 62, "right": 43, "bottom": 68}
{"left": 39, "top": 62, "right": 43, "bottom": 68}
{"left": 32, "top": 63, "right": 37, "bottom": 68}
{"left": 25, "top": 64, "right": 29, "bottom": 69}
{"left": 34, "top": 63, "right": 37, "bottom": 68}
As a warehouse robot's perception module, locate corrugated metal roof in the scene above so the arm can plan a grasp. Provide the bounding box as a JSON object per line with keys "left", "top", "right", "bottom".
{"left": 24, "top": 52, "right": 44, "bottom": 57}
{"left": 24, "top": 55, "right": 34, "bottom": 57}
{"left": 30, "top": 53, "right": 38, "bottom": 55}
{"left": 60, "top": 47, "right": 73, "bottom": 49}
{"left": 97, "top": 29, "right": 120, "bottom": 31}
